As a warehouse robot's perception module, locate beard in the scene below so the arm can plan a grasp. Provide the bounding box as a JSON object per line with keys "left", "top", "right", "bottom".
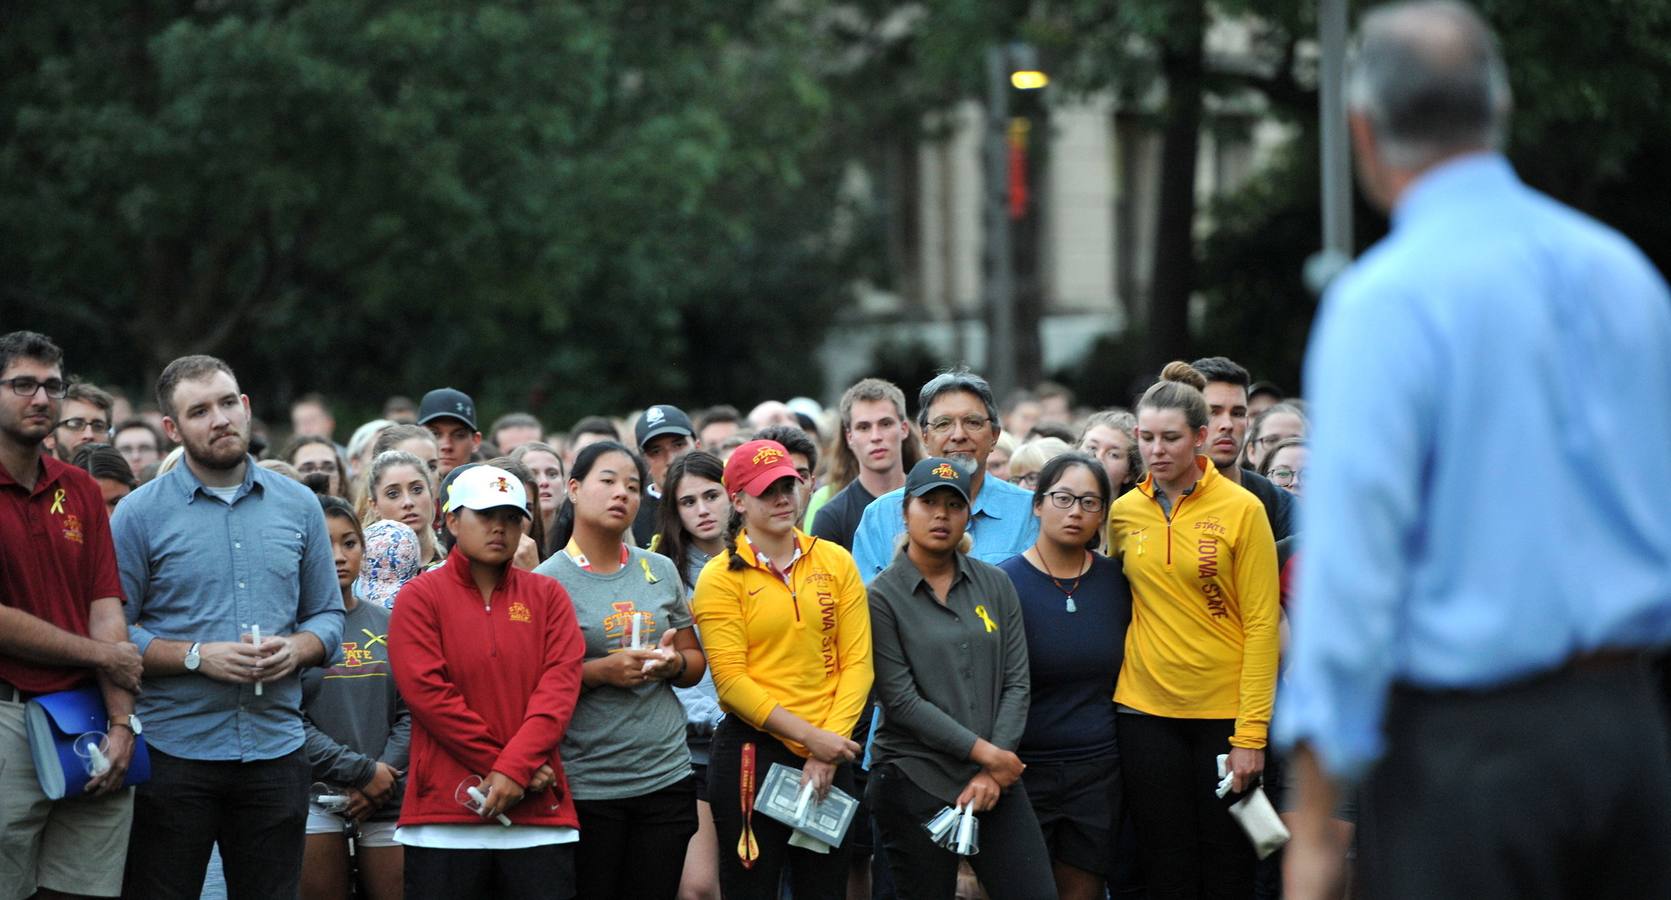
{"left": 183, "top": 427, "right": 250, "bottom": 471}
{"left": 944, "top": 455, "right": 979, "bottom": 476}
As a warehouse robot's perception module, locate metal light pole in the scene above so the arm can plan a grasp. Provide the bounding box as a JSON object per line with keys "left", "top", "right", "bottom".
{"left": 983, "top": 44, "right": 1016, "bottom": 398}
{"left": 983, "top": 44, "right": 1047, "bottom": 397}
{"left": 1309, "top": 0, "right": 1354, "bottom": 293}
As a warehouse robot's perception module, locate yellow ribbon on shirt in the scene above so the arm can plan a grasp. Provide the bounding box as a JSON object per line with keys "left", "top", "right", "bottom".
{"left": 641, "top": 557, "right": 661, "bottom": 584}
{"left": 974, "top": 605, "right": 997, "bottom": 633}
{"left": 50, "top": 488, "right": 66, "bottom": 514}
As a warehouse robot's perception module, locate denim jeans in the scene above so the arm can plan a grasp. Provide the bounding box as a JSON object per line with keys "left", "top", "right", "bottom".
{"left": 122, "top": 747, "right": 309, "bottom": 900}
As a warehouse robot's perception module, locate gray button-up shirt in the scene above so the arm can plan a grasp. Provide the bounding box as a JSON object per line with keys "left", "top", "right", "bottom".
{"left": 868, "top": 550, "right": 1030, "bottom": 804}
{"left": 113, "top": 459, "right": 343, "bottom": 760}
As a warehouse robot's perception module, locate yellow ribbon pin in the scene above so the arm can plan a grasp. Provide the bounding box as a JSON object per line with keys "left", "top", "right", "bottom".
{"left": 641, "top": 557, "right": 661, "bottom": 584}
{"left": 974, "top": 605, "right": 997, "bottom": 633}
{"left": 50, "top": 488, "right": 66, "bottom": 515}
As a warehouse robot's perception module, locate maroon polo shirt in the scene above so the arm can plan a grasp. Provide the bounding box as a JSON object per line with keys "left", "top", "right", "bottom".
{"left": 0, "top": 454, "right": 124, "bottom": 693}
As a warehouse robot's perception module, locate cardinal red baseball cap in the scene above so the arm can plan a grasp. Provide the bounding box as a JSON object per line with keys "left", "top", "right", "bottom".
{"left": 724, "top": 439, "right": 803, "bottom": 497}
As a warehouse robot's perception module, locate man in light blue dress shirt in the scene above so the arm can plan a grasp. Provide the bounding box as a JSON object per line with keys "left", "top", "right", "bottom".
{"left": 850, "top": 369, "right": 1038, "bottom": 584}
{"left": 113, "top": 355, "right": 343, "bottom": 899}
{"left": 1276, "top": 4, "right": 1671, "bottom": 898}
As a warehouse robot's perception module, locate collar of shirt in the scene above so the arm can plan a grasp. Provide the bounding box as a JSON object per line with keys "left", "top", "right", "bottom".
{"left": 170, "top": 454, "right": 264, "bottom": 505}
{"left": 887, "top": 547, "right": 971, "bottom": 599}
{"left": 1134, "top": 454, "right": 1216, "bottom": 501}
{"left": 562, "top": 538, "right": 630, "bottom": 572}
{"left": 743, "top": 533, "right": 805, "bottom": 588}
{"left": 0, "top": 452, "right": 62, "bottom": 496}
{"left": 1391, "top": 152, "right": 1516, "bottom": 232}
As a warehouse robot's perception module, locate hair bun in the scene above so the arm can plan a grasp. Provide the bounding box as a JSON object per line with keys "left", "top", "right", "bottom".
{"left": 1158, "top": 360, "right": 1208, "bottom": 391}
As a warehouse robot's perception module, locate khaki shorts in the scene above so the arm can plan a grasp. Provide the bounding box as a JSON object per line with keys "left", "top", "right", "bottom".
{"left": 0, "top": 699, "right": 133, "bottom": 900}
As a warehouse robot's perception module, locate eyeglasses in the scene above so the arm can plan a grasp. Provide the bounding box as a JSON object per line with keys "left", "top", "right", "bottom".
{"left": 1015, "top": 471, "right": 1040, "bottom": 489}
{"left": 297, "top": 460, "right": 339, "bottom": 475}
{"left": 924, "top": 415, "right": 991, "bottom": 436}
{"left": 1256, "top": 433, "right": 1301, "bottom": 449}
{"left": 57, "top": 417, "right": 111, "bottom": 436}
{"left": 2, "top": 377, "right": 69, "bottom": 398}
{"left": 1268, "top": 467, "right": 1305, "bottom": 485}
{"left": 1045, "top": 490, "right": 1105, "bottom": 513}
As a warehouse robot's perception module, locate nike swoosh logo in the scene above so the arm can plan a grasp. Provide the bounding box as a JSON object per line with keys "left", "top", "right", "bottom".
{"left": 748, "top": 587, "right": 765, "bottom": 596}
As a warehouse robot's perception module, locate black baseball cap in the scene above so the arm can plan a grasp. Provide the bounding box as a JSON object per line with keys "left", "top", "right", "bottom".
{"left": 905, "top": 457, "right": 972, "bottom": 503}
{"left": 418, "top": 388, "right": 478, "bottom": 432}
{"left": 635, "top": 404, "right": 695, "bottom": 449}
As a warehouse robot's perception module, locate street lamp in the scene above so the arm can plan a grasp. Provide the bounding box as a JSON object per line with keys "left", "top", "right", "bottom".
{"left": 984, "top": 42, "right": 1047, "bottom": 399}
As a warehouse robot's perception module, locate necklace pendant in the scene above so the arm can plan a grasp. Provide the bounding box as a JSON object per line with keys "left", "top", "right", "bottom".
{"left": 1065, "top": 596, "right": 1077, "bottom": 613}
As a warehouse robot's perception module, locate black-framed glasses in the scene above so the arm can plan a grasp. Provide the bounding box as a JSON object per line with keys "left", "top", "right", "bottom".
{"left": 1045, "top": 490, "right": 1105, "bottom": 513}
{"left": 57, "top": 417, "right": 111, "bottom": 435}
{"left": 2, "top": 377, "right": 69, "bottom": 398}
{"left": 1268, "top": 467, "right": 1305, "bottom": 485}
{"left": 924, "top": 415, "right": 991, "bottom": 436}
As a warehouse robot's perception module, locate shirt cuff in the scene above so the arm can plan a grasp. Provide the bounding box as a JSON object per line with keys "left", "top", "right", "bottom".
{"left": 129, "top": 624, "right": 158, "bottom": 656}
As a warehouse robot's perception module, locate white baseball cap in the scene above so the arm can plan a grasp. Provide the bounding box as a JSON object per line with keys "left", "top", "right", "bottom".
{"left": 443, "top": 464, "right": 529, "bottom": 518}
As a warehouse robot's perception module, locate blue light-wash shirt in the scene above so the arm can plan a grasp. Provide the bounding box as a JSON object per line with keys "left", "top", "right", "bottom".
{"left": 113, "top": 458, "right": 344, "bottom": 761}
{"left": 1274, "top": 154, "right": 1671, "bottom": 779}
{"left": 850, "top": 475, "right": 1039, "bottom": 584}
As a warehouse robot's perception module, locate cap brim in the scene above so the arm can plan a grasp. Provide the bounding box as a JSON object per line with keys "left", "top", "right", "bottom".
{"left": 638, "top": 424, "right": 694, "bottom": 448}
{"left": 739, "top": 464, "right": 803, "bottom": 497}
{"left": 907, "top": 482, "right": 971, "bottom": 503}
{"left": 419, "top": 412, "right": 477, "bottom": 431}
{"left": 445, "top": 501, "right": 529, "bottom": 518}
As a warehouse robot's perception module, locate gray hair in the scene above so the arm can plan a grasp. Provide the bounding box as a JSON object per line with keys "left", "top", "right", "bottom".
{"left": 917, "top": 368, "right": 1002, "bottom": 433}
{"left": 1346, "top": 1, "right": 1512, "bottom": 170}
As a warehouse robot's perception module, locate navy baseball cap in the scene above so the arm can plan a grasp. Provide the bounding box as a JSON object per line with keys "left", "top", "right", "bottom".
{"left": 418, "top": 388, "right": 478, "bottom": 432}
{"left": 905, "top": 457, "right": 972, "bottom": 503}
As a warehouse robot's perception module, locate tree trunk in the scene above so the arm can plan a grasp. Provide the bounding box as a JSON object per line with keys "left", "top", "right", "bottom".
{"left": 1144, "top": 0, "right": 1205, "bottom": 376}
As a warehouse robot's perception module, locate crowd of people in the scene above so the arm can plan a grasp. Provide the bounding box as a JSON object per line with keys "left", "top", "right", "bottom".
{"left": 6, "top": 3, "right": 1671, "bottom": 900}
{"left": 4, "top": 321, "right": 1312, "bottom": 900}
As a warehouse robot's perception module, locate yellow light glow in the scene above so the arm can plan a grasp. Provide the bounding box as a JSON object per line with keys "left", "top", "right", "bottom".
{"left": 1010, "top": 70, "right": 1049, "bottom": 90}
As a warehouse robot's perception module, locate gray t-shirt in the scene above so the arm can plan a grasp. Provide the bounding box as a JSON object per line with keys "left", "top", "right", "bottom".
{"left": 533, "top": 546, "right": 693, "bottom": 800}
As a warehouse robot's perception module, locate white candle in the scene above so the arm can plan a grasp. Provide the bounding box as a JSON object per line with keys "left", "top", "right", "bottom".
{"left": 87, "top": 742, "right": 110, "bottom": 777}
{"left": 466, "top": 785, "right": 513, "bottom": 826}
{"left": 956, "top": 803, "right": 976, "bottom": 855}
{"left": 629, "top": 613, "right": 642, "bottom": 650}
{"left": 793, "top": 780, "right": 816, "bottom": 825}
{"left": 250, "top": 624, "right": 264, "bottom": 696}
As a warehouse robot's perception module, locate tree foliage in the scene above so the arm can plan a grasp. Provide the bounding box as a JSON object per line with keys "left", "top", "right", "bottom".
{"left": 0, "top": 0, "right": 859, "bottom": 425}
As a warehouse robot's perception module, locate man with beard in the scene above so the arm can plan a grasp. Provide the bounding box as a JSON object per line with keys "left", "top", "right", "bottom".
{"left": 112, "top": 354, "right": 343, "bottom": 898}
{"left": 851, "top": 369, "right": 1039, "bottom": 582}
{"left": 1192, "top": 356, "right": 1296, "bottom": 541}
{"left": 49, "top": 381, "right": 115, "bottom": 463}
{"left": 0, "top": 331, "right": 145, "bottom": 900}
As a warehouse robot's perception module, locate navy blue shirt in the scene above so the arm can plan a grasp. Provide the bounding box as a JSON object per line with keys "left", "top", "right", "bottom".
{"left": 999, "top": 553, "right": 1130, "bottom": 763}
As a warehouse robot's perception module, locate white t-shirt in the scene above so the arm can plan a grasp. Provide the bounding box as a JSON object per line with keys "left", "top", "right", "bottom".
{"left": 394, "top": 824, "right": 579, "bottom": 850}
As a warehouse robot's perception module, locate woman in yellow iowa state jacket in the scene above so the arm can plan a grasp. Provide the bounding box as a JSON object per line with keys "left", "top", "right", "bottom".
{"left": 690, "top": 439, "right": 873, "bottom": 900}
{"left": 1105, "top": 361, "right": 1279, "bottom": 898}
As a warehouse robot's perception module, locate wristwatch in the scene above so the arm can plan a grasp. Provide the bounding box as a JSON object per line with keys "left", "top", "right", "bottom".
{"left": 184, "top": 641, "right": 202, "bottom": 672}
{"left": 110, "top": 714, "right": 143, "bottom": 736}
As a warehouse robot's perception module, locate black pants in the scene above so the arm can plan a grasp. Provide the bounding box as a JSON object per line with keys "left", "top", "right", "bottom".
{"left": 573, "top": 777, "right": 698, "bottom": 899}
{"left": 867, "top": 763, "right": 1054, "bottom": 900}
{"left": 709, "top": 717, "right": 854, "bottom": 900}
{"left": 122, "top": 747, "right": 310, "bottom": 900}
{"left": 1117, "top": 715, "right": 1253, "bottom": 899}
{"left": 1359, "top": 657, "right": 1671, "bottom": 900}
{"left": 404, "top": 843, "right": 575, "bottom": 899}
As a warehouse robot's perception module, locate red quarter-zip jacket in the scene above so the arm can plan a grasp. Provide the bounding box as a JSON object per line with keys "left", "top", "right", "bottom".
{"left": 389, "top": 547, "right": 585, "bottom": 827}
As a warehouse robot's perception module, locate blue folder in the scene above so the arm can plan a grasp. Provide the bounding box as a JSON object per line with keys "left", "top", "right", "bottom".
{"left": 25, "top": 684, "right": 151, "bottom": 800}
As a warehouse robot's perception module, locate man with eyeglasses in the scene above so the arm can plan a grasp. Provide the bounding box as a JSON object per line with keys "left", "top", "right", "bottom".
{"left": 0, "top": 330, "right": 145, "bottom": 900}
{"left": 1191, "top": 356, "right": 1296, "bottom": 542}
{"left": 49, "top": 381, "right": 115, "bottom": 464}
{"left": 850, "top": 368, "right": 1039, "bottom": 583}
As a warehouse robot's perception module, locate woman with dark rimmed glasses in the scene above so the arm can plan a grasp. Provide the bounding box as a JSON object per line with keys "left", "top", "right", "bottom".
{"left": 999, "top": 453, "right": 1132, "bottom": 900}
